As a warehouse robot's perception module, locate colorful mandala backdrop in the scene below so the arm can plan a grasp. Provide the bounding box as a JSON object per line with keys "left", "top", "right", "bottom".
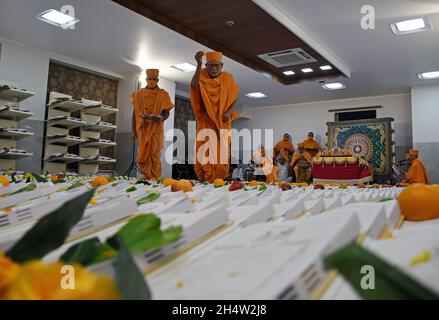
{"left": 327, "top": 119, "right": 394, "bottom": 176}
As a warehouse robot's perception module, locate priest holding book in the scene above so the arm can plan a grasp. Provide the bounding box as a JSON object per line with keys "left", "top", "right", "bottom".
{"left": 131, "top": 69, "right": 174, "bottom": 180}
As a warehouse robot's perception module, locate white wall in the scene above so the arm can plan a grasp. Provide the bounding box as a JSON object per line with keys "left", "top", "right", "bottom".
{"left": 411, "top": 85, "right": 439, "bottom": 144}
{"left": 234, "top": 93, "right": 412, "bottom": 153}
{"left": 411, "top": 85, "right": 439, "bottom": 183}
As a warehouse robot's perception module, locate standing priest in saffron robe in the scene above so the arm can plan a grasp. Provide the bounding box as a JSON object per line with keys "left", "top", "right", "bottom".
{"left": 131, "top": 69, "right": 174, "bottom": 180}
{"left": 404, "top": 149, "right": 429, "bottom": 184}
{"left": 190, "top": 51, "right": 240, "bottom": 182}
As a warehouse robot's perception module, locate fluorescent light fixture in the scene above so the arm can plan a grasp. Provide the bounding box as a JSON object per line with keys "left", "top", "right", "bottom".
{"left": 36, "top": 9, "right": 79, "bottom": 29}
{"left": 320, "top": 65, "right": 332, "bottom": 70}
{"left": 390, "top": 17, "right": 431, "bottom": 35}
{"left": 418, "top": 71, "right": 439, "bottom": 80}
{"left": 246, "top": 92, "right": 267, "bottom": 99}
{"left": 171, "top": 63, "right": 196, "bottom": 72}
{"left": 322, "top": 82, "right": 346, "bottom": 90}
{"left": 283, "top": 70, "right": 295, "bottom": 76}
{"left": 301, "top": 68, "right": 313, "bottom": 73}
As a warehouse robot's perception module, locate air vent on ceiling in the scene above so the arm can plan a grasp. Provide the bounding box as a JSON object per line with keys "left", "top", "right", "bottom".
{"left": 258, "top": 48, "right": 317, "bottom": 68}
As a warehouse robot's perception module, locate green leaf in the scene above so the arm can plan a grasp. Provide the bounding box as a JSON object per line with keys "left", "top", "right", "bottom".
{"left": 258, "top": 184, "right": 267, "bottom": 191}
{"left": 32, "top": 173, "right": 48, "bottom": 183}
{"left": 126, "top": 186, "right": 137, "bottom": 193}
{"left": 136, "top": 192, "right": 160, "bottom": 206}
{"left": 107, "top": 177, "right": 116, "bottom": 182}
{"left": 111, "top": 183, "right": 118, "bottom": 187}
{"left": 60, "top": 237, "right": 102, "bottom": 265}
{"left": 116, "top": 214, "right": 161, "bottom": 246}
{"left": 11, "top": 183, "right": 37, "bottom": 195}
{"left": 6, "top": 189, "right": 95, "bottom": 263}
{"left": 52, "top": 179, "right": 66, "bottom": 184}
{"left": 110, "top": 236, "right": 151, "bottom": 300}
{"left": 114, "top": 214, "right": 182, "bottom": 253}
{"left": 87, "top": 243, "right": 117, "bottom": 265}
{"left": 324, "top": 242, "right": 439, "bottom": 299}
{"left": 120, "top": 225, "right": 182, "bottom": 253}
{"left": 66, "top": 182, "right": 85, "bottom": 191}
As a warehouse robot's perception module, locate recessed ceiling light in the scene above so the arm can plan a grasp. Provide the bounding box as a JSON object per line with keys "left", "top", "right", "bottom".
{"left": 418, "top": 71, "right": 439, "bottom": 80}
{"left": 246, "top": 92, "right": 267, "bottom": 99}
{"left": 390, "top": 17, "right": 431, "bottom": 35}
{"left": 36, "top": 9, "right": 79, "bottom": 29}
{"left": 171, "top": 63, "right": 196, "bottom": 72}
{"left": 322, "top": 82, "right": 346, "bottom": 90}
{"left": 283, "top": 70, "right": 295, "bottom": 76}
{"left": 320, "top": 65, "right": 332, "bottom": 71}
{"left": 301, "top": 68, "right": 313, "bottom": 73}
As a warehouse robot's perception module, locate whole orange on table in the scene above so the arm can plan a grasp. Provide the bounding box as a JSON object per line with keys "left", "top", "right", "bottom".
{"left": 171, "top": 180, "right": 193, "bottom": 193}
{"left": 213, "top": 179, "right": 225, "bottom": 187}
{"left": 163, "top": 178, "right": 175, "bottom": 187}
{"left": 91, "top": 176, "right": 109, "bottom": 188}
{"left": 0, "top": 176, "right": 10, "bottom": 187}
{"left": 248, "top": 180, "right": 259, "bottom": 187}
{"left": 397, "top": 183, "right": 439, "bottom": 221}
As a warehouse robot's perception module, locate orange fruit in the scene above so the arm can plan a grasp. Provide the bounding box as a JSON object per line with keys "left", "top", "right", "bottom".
{"left": 51, "top": 175, "right": 58, "bottom": 181}
{"left": 248, "top": 180, "right": 259, "bottom": 187}
{"left": 180, "top": 180, "right": 193, "bottom": 192}
{"left": 213, "top": 178, "right": 225, "bottom": 187}
{"left": 397, "top": 183, "right": 439, "bottom": 221}
{"left": 91, "top": 176, "right": 109, "bottom": 188}
{"left": 0, "top": 176, "right": 10, "bottom": 187}
{"left": 171, "top": 180, "right": 193, "bottom": 193}
{"left": 163, "top": 178, "right": 175, "bottom": 187}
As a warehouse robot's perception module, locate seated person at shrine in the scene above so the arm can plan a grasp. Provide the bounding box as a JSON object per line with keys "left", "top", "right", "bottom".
{"left": 232, "top": 160, "right": 244, "bottom": 181}
{"left": 291, "top": 143, "right": 313, "bottom": 183}
{"left": 274, "top": 133, "right": 295, "bottom": 159}
{"left": 276, "top": 149, "right": 293, "bottom": 182}
{"left": 253, "top": 145, "right": 278, "bottom": 183}
{"left": 244, "top": 160, "right": 255, "bottom": 181}
{"left": 302, "top": 132, "right": 320, "bottom": 158}
{"left": 403, "top": 149, "right": 429, "bottom": 184}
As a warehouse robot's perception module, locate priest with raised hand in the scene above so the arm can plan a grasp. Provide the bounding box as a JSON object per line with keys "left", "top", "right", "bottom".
{"left": 190, "top": 51, "right": 240, "bottom": 183}
{"left": 404, "top": 149, "right": 429, "bottom": 184}
{"left": 131, "top": 69, "right": 174, "bottom": 180}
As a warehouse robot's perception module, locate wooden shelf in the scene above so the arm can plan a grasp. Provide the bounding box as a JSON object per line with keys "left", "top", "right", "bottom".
{"left": 48, "top": 117, "right": 88, "bottom": 129}
{"left": 83, "top": 122, "right": 117, "bottom": 132}
{"left": 45, "top": 154, "right": 84, "bottom": 163}
{"left": 0, "top": 88, "right": 35, "bottom": 102}
{"left": 49, "top": 100, "right": 87, "bottom": 112}
{"left": 0, "top": 129, "right": 34, "bottom": 140}
{"left": 0, "top": 108, "right": 34, "bottom": 121}
{"left": 0, "top": 150, "right": 33, "bottom": 160}
{"left": 47, "top": 135, "right": 86, "bottom": 147}
{"left": 82, "top": 157, "right": 116, "bottom": 164}
{"left": 82, "top": 140, "right": 117, "bottom": 149}
{"left": 83, "top": 105, "right": 118, "bottom": 116}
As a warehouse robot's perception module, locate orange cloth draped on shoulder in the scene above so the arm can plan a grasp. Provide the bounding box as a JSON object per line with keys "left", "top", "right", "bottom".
{"left": 274, "top": 140, "right": 295, "bottom": 158}
{"left": 303, "top": 138, "right": 320, "bottom": 158}
{"left": 406, "top": 159, "right": 429, "bottom": 184}
{"left": 190, "top": 69, "right": 239, "bottom": 183}
{"left": 291, "top": 150, "right": 313, "bottom": 166}
{"left": 291, "top": 149, "right": 313, "bottom": 182}
{"left": 266, "top": 165, "right": 279, "bottom": 183}
{"left": 131, "top": 86, "right": 173, "bottom": 179}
